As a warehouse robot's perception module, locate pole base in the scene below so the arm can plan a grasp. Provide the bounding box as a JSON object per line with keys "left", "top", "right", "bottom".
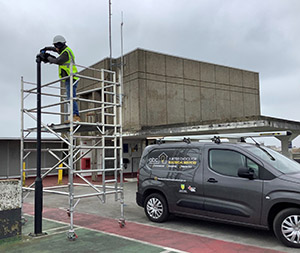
{"left": 28, "top": 232, "right": 47, "bottom": 237}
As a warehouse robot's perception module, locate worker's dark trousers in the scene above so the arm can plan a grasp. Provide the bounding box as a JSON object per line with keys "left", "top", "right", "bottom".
{"left": 65, "top": 78, "right": 79, "bottom": 116}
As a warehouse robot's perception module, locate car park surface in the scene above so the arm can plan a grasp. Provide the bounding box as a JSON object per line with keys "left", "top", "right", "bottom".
{"left": 21, "top": 178, "right": 300, "bottom": 252}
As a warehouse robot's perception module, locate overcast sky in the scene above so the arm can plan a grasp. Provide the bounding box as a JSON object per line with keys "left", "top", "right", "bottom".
{"left": 1, "top": 0, "right": 300, "bottom": 146}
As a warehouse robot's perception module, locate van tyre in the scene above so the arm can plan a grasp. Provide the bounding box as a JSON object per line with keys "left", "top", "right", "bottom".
{"left": 273, "top": 208, "right": 300, "bottom": 248}
{"left": 144, "top": 193, "right": 169, "bottom": 222}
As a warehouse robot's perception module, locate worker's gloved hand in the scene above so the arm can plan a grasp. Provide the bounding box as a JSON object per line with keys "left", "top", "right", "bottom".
{"left": 40, "top": 52, "right": 51, "bottom": 63}
{"left": 40, "top": 47, "right": 47, "bottom": 53}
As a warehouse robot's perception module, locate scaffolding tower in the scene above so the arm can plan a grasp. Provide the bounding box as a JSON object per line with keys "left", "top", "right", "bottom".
{"left": 21, "top": 63, "right": 125, "bottom": 239}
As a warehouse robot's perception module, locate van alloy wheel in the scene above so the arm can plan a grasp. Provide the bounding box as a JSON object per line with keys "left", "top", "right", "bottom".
{"left": 144, "top": 193, "right": 169, "bottom": 222}
{"left": 274, "top": 208, "right": 300, "bottom": 248}
{"left": 147, "top": 197, "right": 163, "bottom": 219}
{"left": 281, "top": 215, "right": 300, "bottom": 244}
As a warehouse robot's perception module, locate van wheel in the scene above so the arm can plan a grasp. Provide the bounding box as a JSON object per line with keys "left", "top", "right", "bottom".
{"left": 273, "top": 208, "right": 300, "bottom": 248}
{"left": 144, "top": 193, "right": 169, "bottom": 222}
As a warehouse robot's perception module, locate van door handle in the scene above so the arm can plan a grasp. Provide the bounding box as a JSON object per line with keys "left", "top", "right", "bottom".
{"left": 207, "top": 178, "right": 218, "bottom": 183}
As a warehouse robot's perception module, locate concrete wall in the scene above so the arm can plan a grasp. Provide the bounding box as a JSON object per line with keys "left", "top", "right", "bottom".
{"left": 0, "top": 179, "right": 21, "bottom": 239}
{"left": 119, "top": 49, "right": 260, "bottom": 130}
{"left": 78, "top": 49, "right": 260, "bottom": 131}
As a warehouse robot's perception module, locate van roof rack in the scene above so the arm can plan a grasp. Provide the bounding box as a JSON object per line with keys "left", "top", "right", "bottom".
{"left": 158, "top": 131, "right": 292, "bottom": 144}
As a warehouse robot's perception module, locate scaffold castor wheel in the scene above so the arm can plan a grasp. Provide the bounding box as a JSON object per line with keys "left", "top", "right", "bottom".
{"left": 67, "top": 208, "right": 70, "bottom": 217}
{"left": 118, "top": 218, "right": 126, "bottom": 228}
{"left": 67, "top": 231, "right": 78, "bottom": 241}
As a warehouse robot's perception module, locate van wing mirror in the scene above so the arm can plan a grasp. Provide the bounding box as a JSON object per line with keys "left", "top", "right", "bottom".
{"left": 238, "top": 167, "right": 255, "bottom": 180}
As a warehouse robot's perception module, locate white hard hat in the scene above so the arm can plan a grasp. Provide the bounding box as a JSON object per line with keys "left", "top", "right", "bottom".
{"left": 53, "top": 35, "right": 66, "bottom": 44}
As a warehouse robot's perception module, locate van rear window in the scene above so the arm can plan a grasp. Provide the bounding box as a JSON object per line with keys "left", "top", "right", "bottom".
{"left": 147, "top": 148, "right": 200, "bottom": 171}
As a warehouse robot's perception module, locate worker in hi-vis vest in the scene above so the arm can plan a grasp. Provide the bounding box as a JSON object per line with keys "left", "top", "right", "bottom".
{"left": 40, "top": 35, "right": 80, "bottom": 122}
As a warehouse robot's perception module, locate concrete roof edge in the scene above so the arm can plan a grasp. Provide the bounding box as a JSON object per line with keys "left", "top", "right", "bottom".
{"left": 82, "top": 47, "right": 259, "bottom": 74}
{"left": 139, "top": 116, "right": 300, "bottom": 131}
{"left": 119, "top": 48, "right": 260, "bottom": 74}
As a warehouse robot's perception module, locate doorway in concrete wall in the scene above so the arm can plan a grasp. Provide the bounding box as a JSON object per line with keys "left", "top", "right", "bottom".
{"left": 123, "top": 142, "right": 142, "bottom": 177}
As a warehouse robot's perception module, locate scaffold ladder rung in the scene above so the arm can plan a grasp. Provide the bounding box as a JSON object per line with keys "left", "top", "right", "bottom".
{"left": 105, "top": 179, "right": 117, "bottom": 183}
{"left": 104, "top": 113, "right": 116, "bottom": 117}
{"left": 104, "top": 157, "right": 116, "bottom": 160}
{"left": 104, "top": 91, "right": 115, "bottom": 95}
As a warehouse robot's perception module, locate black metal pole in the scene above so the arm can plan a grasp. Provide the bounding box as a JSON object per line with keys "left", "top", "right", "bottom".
{"left": 34, "top": 55, "right": 43, "bottom": 235}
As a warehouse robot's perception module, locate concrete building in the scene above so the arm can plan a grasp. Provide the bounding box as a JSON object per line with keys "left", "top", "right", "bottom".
{"left": 79, "top": 48, "right": 260, "bottom": 129}
{"left": 76, "top": 48, "right": 300, "bottom": 174}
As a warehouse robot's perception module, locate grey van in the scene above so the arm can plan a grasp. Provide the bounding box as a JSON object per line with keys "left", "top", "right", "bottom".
{"left": 136, "top": 141, "right": 300, "bottom": 248}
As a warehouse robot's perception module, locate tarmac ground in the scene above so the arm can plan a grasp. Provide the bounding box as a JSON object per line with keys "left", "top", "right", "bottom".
{"left": 0, "top": 214, "right": 170, "bottom": 253}
{"left": 1, "top": 176, "right": 299, "bottom": 253}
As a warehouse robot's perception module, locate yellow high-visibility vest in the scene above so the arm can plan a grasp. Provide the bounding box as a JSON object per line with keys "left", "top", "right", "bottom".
{"left": 59, "top": 47, "right": 78, "bottom": 80}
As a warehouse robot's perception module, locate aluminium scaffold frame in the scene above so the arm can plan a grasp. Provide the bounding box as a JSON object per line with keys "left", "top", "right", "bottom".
{"left": 21, "top": 62, "right": 125, "bottom": 239}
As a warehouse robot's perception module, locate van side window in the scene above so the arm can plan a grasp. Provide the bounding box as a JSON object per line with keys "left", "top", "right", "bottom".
{"left": 147, "top": 148, "right": 200, "bottom": 171}
{"left": 209, "top": 149, "right": 259, "bottom": 177}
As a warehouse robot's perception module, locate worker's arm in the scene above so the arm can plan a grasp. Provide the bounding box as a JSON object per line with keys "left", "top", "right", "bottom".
{"left": 40, "top": 46, "right": 57, "bottom": 53}
{"left": 47, "top": 51, "right": 69, "bottom": 65}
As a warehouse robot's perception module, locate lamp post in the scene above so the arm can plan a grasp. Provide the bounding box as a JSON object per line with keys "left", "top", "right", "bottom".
{"left": 34, "top": 54, "right": 43, "bottom": 235}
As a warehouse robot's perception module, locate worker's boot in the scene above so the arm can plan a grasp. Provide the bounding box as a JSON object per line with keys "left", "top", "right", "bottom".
{"left": 64, "top": 115, "right": 80, "bottom": 124}
{"left": 73, "top": 115, "right": 81, "bottom": 122}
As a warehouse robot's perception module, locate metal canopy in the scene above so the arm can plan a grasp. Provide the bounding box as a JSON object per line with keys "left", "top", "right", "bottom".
{"left": 123, "top": 115, "right": 300, "bottom": 139}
